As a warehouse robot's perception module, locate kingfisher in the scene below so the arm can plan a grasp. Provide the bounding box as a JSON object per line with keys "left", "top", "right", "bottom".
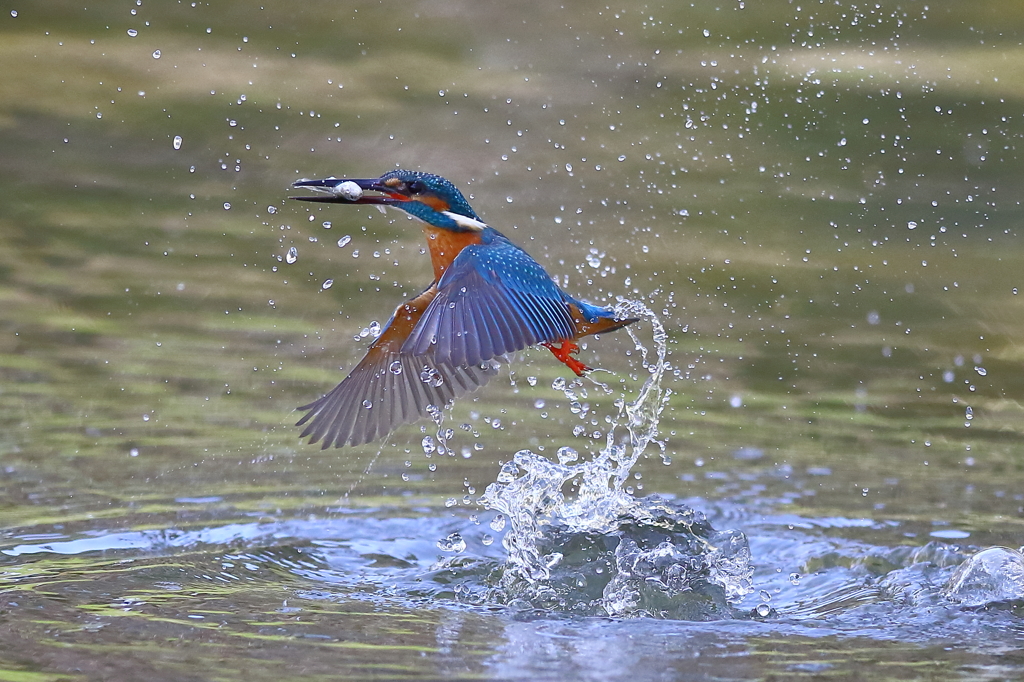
{"left": 290, "top": 170, "right": 638, "bottom": 448}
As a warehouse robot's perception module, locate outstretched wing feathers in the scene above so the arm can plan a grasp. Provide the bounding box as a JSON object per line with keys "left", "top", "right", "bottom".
{"left": 403, "top": 238, "right": 575, "bottom": 366}
{"left": 297, "top": 231, "right": 600, "bottom": 447}
{"left": 297, "top": 349, "right": 498, "bottom": 448}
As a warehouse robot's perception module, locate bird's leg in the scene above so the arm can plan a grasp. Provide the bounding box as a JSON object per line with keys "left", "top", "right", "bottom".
{"left": 542, "top": 340, "right": 592, "bottom": 376}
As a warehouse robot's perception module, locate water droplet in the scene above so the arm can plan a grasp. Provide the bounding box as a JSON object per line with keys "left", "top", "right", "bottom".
{"left": 96, "top": 112, "right": 103, "bottom": 119}
{"left": 285, "top": 247, "right": 298, "bottom": 264}
{"left": 437, "top": 532, "right": 466, "bottom": 553}
{"left": 361, "top": 399, "right": 372, "bottom": 409}
{"left": 420, "top": 366, "right": 444, "bottom": 387}
{"left": 172, "top": 135, "right": 182, "bottom": 150}
{"left": 127, "top": 28, "right": 138, "bottom": 37}
{"left": 152, "top": 49, "right": 161, "bottom": 59}
{"left": 129, "top": 448, "right": 140, "bottom": 457}
{"left": 223, "top": 202, "right": 231, "bottom": 210}
{"left": 974, "top": 366, "right": 987, "bottom": 376}
{"left": 10, "top": 10, "right": 17, "bottom": 17}
{"left": 907, "top": 221, "right": 917, "bottom": 230}
{"left": 965, "top": 406, "right": 974, "bottom": 420}
{"left": 481, "top": 534, "right": 494, "bottom": 546}
{"left": 322, "top": 221, "right": 331, "bottom": 229}
{"left": 142, "top": 414, "right": 150, "bottom": 422}
{"left": 421, "top": 436, "right": 436, "bottom": 454}
{"left": 368, "top": 321, "right": 381, "bottom": 337}
{"left": 337, "top": 235, "right": 352, "bottom": 248}
{"left": 556, "top": 446, "right": 578, "bottom": 464}
{"left": 755, "top": 603, "right": 771, "bottom": 617}
{"left": 617, "top": 155, "right": 626, "bottom": 162}
{"left": 321, "top": 279, "right": 333, "bottom": 290}
{"left": 389, "top": 361, "right": 403, "bottom": 375}
{"left": 489, "top": 514, "right": 506, "bottom": 531}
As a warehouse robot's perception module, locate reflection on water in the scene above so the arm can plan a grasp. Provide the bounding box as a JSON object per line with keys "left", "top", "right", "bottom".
{"left": 4, "top": 0, "right": 1024, "bottom": 679}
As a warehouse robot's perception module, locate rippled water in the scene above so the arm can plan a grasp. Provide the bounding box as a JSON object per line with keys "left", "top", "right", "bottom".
{"left": 4, "top": 1, "right": 1024, "bottom": 680}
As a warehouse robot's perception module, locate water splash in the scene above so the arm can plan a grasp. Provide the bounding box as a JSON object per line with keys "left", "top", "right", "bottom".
{"left": 479, "top": 299, "right": 753, "bottom": 618}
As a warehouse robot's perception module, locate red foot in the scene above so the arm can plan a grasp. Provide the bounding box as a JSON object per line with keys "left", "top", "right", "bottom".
{"left": 542, "top": 340, "right": 592, "bottom": 376}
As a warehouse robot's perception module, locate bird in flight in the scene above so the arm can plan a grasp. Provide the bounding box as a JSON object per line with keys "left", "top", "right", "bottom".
{"left": 290, "top": 170, "right": 638, "bottom": 447}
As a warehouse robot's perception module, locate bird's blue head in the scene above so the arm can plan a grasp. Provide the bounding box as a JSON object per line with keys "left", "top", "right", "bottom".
{"left": 292, "top": 170, "right": 484, "bottom": 232}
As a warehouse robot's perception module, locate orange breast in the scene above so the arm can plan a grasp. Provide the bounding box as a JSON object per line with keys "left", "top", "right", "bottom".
{"left": 423, "top": 226, "right": 484, "bottom": 281}
{"left": 370, "top": 288, "right": 438, "bottom": 353}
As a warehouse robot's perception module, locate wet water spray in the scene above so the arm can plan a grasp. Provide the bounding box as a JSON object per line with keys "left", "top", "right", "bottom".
{"left": 480, "top": 300, "right": 754, "bottom": 618}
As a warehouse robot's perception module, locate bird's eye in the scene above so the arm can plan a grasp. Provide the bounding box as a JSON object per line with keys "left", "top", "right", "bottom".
{"left": 407, "top": 180, "right": 426, "bottom": 194}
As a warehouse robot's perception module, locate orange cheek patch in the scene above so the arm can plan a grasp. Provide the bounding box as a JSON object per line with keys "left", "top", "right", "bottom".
{"left": 419, "top": 195, "right": 450, "bottom": 212}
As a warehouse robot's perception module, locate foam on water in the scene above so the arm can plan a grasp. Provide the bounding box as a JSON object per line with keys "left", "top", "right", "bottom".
{"left": 479, "top": 300, "right": 754, "bottom": 617}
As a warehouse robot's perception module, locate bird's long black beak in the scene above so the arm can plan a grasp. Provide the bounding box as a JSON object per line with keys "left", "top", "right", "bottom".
{"left": 290, "top": 177, "right": 399, "bottom": 205}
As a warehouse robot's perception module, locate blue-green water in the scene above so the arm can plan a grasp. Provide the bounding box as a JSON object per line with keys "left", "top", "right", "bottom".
{"left": 3, "top": 2, "right": 1024, "bottom": 679}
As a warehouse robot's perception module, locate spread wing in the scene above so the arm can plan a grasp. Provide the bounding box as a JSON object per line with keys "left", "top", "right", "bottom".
{"left": 296, "top": 348, "right": 499, "bottom": 448}
{"left": 296, "top": 289, "right": 499, "bottom": 448}
{"left": 401, "top": 236, "right": 575, "bottom": 367}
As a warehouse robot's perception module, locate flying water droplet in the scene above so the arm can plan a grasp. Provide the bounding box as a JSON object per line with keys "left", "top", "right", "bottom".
{"left": 172, "top": 135, "right": 182, "bottom": 150}
{"left": 490, "top": 513, "right": 506, "bottom": 531}
{"left": 361, "top": 399, "right": 372, "bottom": 409}
{"left": 321, "top": 279, "right": 333, "bottom": 290}
{"left": 285, "top": 246, "right": 298, "bottom": 264}
{"left": 556, "top": 446, "right": 579, "bottom": 464}
{"left": 388, "top": 361, "right": 403, "bottom": 375}
{"left": 152, "top": 49, "right": 161, "bottom": 59}
{"left": 127, "top": 28, "right": 138, "bottom": 37}
{"left": 337, "top": 235, "right": 352, "bottom": 248}
{"left": 420, "top": 366, "right": 444, "bottom": 387}
{"left": 437, "top": 533, "right": 466, "bottom": 553}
